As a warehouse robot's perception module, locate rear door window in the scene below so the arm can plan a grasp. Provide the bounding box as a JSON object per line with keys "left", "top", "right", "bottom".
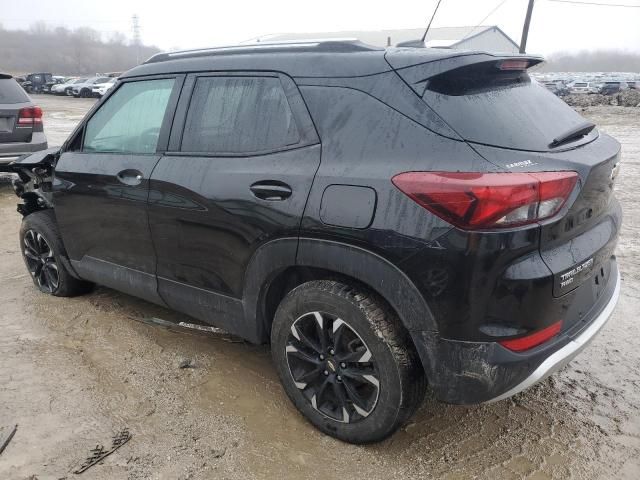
{"left": 0, "top": 78, "right": 29, "bottom": 103}
{"left": 181, "top": 76, "right": 300, "bottom": 155}
{"left": 83, "top": 78, "right": 175, "bottom": 154}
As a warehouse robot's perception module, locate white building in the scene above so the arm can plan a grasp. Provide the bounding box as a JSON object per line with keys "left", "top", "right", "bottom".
{"left": 251, "top": 26, "right": 520, "bottom": 54}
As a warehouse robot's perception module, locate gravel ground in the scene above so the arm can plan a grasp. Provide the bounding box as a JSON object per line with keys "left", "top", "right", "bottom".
{"left": 0, "top": 95, "right": 639, "bottom": 480}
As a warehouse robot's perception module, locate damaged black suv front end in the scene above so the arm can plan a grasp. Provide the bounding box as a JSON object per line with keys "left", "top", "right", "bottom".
{"left": 0, "top": 147, "right": 59, "bottom": 217}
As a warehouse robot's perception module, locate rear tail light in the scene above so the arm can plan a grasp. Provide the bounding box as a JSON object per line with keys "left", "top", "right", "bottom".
{"left": 499, "top": 320, "right": 563, "bottom": 352}
{"left": 498, "top": 59, "right": 530, "bottom": 71}
{"left": 17, "top": 106, "right": 43, "bottom": 126}
{"left": 392, "top": 171, "right": 578, "bottom": 230}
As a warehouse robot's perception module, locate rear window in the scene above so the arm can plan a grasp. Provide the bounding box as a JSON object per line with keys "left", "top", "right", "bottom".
{"left": 181, "top": 76, "right": 299, "bottom": 155}
{"left": 0, "top": 78, "right": 29, "bottom": 104}
{"left": 421, "top": 63, "right": 594, "bottom": 152}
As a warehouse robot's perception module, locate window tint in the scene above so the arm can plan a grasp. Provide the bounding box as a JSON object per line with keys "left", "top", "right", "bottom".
{"left": 83, "top": 78, "right": 174, "bottom": 154}
{"left": 181, "top": 76, "right": 299, "bottom": 154}
{"left": 0, "top": 79, "right": 30, "bottom": 103}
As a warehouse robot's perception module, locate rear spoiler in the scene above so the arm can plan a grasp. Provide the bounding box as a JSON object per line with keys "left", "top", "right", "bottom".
{"left": 385, "top": 49, "right": 544, "bottom": 96}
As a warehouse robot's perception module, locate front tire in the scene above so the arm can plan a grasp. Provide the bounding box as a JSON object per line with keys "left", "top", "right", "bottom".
{"left": 271, "top": 280, "right": 426, "bottom": 443}
{"left": 20, "top": 210, "right": 93, "bottom": 297}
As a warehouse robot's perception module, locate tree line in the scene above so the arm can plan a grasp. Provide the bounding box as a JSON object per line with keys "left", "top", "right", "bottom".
{"left": 0, "top": 23, "right": 161, "bottom": 76}
{"left": 538, "top": 50, "right": 640, "bottom": 73}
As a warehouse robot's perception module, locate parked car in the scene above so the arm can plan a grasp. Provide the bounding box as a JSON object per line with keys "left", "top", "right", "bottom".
{"left": 0, "top": 41, "right": 621, "bottom": 443}
{"left": 541, "top": 80, "right": 569, "bottom": 96}
{"left": 568, "top": 81, "right": 599, "bottom": 94}
{"left": 0, "top": 73, "right": 47, "bottom": 163}
{"left": 43, "top": 76, "right": 67, "bottom": 94}
{"left": 599, "top": 81, "right": 628, "bottom": 95}
{"left": 70, "top": 77, "right": 112, "bottom": 98}
{"left": 91, "top": 77, "right": 117, "bottom": 97}
{"left": 51, "top": 78, "right": 83, "bottom": 95}
{"left": 20, "top": 73, "right": 54, "bottom": 94}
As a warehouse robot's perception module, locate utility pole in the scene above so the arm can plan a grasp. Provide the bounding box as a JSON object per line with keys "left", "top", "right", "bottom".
{"left": 132, "top": 14, "right": 141, "bottom": 64}
{"left": 519, "top": 0, "right": 535, "bottom": 53}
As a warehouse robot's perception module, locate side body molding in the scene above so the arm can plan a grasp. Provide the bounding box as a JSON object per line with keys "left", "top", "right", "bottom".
{"left": 242, "top": 237, "right": 438, "bottom": 344}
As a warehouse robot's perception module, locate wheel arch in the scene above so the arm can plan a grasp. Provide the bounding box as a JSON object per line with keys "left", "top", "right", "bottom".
{"left": 242, "top": 238, "right": 438, "bottom": 345}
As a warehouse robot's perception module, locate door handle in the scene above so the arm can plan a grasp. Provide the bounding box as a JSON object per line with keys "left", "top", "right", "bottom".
{"left": 116, "top": 169, "right": 144, "bottom": 186}
{"left": 250, "top": 181, "right": 292, "bottom": 201}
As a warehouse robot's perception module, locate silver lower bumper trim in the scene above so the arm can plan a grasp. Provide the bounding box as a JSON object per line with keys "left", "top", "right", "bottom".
{"left": 486, "top": 269, "right": 621, "bottom": 403}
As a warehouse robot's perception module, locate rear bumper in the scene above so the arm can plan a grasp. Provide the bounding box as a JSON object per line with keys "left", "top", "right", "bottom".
{"left": 413, "top": 262, "right": 620, "bottom": 404}
{"left": 486, "top": 267, "right": 620, "bottom": 403}
{"left": 0, "top": 155, "right": 21, "bottom": 165}
{"left": 0, "top": 133, "right": 48, "bottom": 163}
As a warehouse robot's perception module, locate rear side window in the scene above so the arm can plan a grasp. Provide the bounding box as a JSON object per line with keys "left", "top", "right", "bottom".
{"left": 181, "top": 76, "right": 299, "bottom": 155}
{"left": 0, "top": 79, "right": 29, "bottom": 104}
{"left": 83, "top": 78, "right": 174, "bottom": 154}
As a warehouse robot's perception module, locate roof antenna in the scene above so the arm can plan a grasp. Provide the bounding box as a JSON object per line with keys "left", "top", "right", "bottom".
{"left": 421, "top": 0, "right": 444, "bottom": 44}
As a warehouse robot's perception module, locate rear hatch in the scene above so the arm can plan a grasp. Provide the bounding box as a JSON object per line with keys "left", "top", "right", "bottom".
{"left": 0, "top": 76, "right": 33, "bottom": 144}
{"left": 386, "top": 50, "right": 598, "bottom": 152}
{"left": 386, "top": 49, "right": 621, "bottom": 324}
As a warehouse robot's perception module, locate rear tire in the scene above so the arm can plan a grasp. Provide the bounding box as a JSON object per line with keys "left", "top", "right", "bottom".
{"left": 20, "top": 210, "right": 93, "bottom": 297}
{"left": 271, "top": 280, "right": 426, "bottom": 443}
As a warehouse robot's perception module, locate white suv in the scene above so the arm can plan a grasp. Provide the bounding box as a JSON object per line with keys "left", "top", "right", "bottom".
{"left": 91, "top": 78, "right": 117, "bottom": 97}
{"left": 569, "top": 82, "right": 599, "bottom": 94}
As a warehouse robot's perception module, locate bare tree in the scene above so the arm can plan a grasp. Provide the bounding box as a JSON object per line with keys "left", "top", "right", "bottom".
{"left": 539, "top": 50, "right": 640, "bottom": 73}
{"left": 0, "top": 23, "right": 161, "bottom": 76}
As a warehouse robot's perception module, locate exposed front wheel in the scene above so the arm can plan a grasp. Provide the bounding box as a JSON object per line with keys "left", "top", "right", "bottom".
{"left": 271, "top": 280, "right": 426, "bottom": 443}
{"left": 20, "top": 210, "right": 93, "bottom": 297}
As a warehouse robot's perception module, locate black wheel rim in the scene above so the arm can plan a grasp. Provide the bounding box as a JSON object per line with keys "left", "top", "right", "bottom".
{"left": 23, "top": 229, "right": 59, "bottom": 293}
{"left": 285, "top": 311, "right": 380, "bottom": 424}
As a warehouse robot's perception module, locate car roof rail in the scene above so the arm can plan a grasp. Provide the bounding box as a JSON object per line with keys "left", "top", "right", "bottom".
{"left": 144, "top": 39, "right": 382, "bottom": 64}
{"left": 0, "top": 73, "right": 13, "bottom": 79}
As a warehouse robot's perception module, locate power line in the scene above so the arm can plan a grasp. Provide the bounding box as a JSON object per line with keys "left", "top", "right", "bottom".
{"left": 460, "top": 0, "right": 512, "bottom": 42}
{"left": 547, "top": 0, "right": 640, "bottom": 7}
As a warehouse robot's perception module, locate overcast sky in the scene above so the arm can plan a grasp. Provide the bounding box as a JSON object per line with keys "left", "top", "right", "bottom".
{"left": 1, "top": 0, "right": 639, "bottom": 55}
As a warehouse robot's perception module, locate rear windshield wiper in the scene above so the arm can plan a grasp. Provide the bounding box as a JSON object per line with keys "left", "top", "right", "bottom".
{"left": 549, "top": 121, "right": 596, "bottom": 148}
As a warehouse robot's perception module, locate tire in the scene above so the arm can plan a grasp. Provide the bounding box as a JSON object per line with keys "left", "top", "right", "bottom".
{"left": 20, "top": 210, "right": 93, "bottom": 297}
{"left": 271, "top": 280, "right": 426, "bottom": 443}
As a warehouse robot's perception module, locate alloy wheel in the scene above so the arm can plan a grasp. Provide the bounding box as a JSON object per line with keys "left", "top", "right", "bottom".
{"left": 285, "top": 311, "right": 380, "bottom": 423}
{"left": 23, "top": 229, "right": 59, "bottom": 293}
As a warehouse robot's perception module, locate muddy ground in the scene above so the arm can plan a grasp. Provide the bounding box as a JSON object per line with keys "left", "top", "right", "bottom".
{"left": 0, "top": 95, "right": 639, "bottom": 479}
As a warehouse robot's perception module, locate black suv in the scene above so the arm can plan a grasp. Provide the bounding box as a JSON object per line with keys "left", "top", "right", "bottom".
{"left": 599, "top": 81, "right": 628, "bottom": 95}
{"left": 1, "top": 41, "right": 621, "bottom": 444}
